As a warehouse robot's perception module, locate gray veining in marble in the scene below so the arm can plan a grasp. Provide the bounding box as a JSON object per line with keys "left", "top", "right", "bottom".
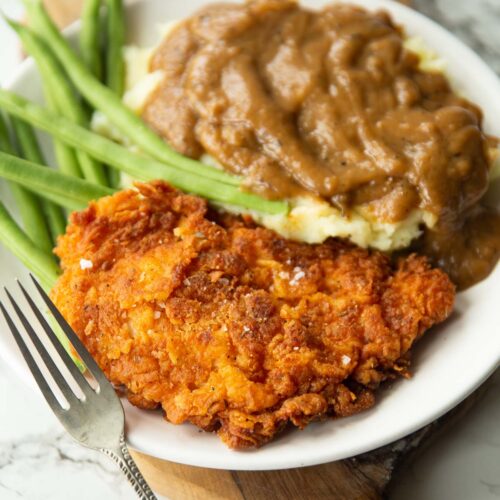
{"left": 390, "top": 370, "right": 500, "bottom": 500}
{"left": 413, "top": 0, "right": 500, "bottom": 75}
{"left": 0, "top": 362, "right": 138, "bottom": 500}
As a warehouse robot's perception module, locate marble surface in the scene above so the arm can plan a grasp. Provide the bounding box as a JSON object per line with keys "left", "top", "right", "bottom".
{"left": 0, "top": 363, "right": 140, "bottom": 500}
{"left": 413, "top": 0, "right": 500, "bottom": 74}
{"left": 0, "top": 0, "right": 499, "bottom": 499}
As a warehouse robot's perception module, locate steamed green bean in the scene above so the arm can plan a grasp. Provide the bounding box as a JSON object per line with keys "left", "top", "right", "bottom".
{"left": 106, "top": 0, "right": 125, "bottom": 97}
{"left": 0, "top": 113, "right": 54, "bottom": 253}
{"left": 0, "top": 150, "right": 115, "bottom": 210}
{"left": 0, "top": 90, "right": 288, "bottom": 214}
{"left": 0, "top": 201, "right": 59, "bottom": 291}
{"left": 11, "top": 117, "right": 66, "bottom": 244}
{"left": 105, "top": 0, "right": 125, "bottom": 188}
{"left": 80, "top": 0, "right": 103, "bottom": 80}
{"left": 9, "top": 19, "right": 83, "bottom": 179}
{"left": 43, "top": 88, "right": 83, "bottom": 179}
{"left": 23, "top": 0, "right": 240, "bottom": 187}
{"left": 9, "top": 20, "right": 107, "bottom": 185}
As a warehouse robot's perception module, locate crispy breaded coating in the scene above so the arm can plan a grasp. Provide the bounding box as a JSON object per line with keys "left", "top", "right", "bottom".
{"left": 51, "top": 182, "right": 455, "bottom": 448}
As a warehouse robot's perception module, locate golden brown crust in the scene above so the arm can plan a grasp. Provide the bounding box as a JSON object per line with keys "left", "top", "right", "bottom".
{"left": 51, "top": 182, "right": 455, "bottom": 448}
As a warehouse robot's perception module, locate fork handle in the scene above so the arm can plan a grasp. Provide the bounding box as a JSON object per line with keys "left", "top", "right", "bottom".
{"left": 102, "top": 433, "right": 157, "bottom": 499}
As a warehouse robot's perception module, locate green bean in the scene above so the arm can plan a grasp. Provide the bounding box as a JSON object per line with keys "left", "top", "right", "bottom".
{"left": 106, "top": 0, "right": 125, "bottom": 97}
{"left": 0, "top": 113, "right": 54, "bottom": 253}
{"left": 75, "top": 144, "right": 109, "bottom": 185}
{"left": 0, "top": 90, "right": 288, "bottom": 214}
{"left": 107, "top": 164, "right": 121, "bottom": 189}
{"left": 7, "top": 19, "right": 82, "bottom": 179}
{"left": 0, "top": 201, "right": 81, "bottom": 366}
{"left": 105, "top": 0, "right": 125, "bottom": 188}
{"left": 23, "top": 0, "right": 240, "bottom": 187}
{"left": 0, "top": 201, "right": 59, "bottom": 291}
{"left": 44, "top": 89, "right": 83, "bottom": 179}
{"left": 0, "top": 150, "right": 115, "bottom": 210}
{"left": 80, "top": 0, "right": 103, "bottom": 80}
{"left": 53, "top": 138, "right": 83, "bottom": 178}
{"left": 12, "top": 117, "right": 67, "bottom": 242}
{"left": 8, "top": 20, "right": 108, "bottom": 186}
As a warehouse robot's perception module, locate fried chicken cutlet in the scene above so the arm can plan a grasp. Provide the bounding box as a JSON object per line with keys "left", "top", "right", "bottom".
{"left": 51, "top": 181, "right": 455, "bottom": 448}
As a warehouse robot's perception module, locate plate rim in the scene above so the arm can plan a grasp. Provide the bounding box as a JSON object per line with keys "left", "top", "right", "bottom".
{"left": 0, "top": 0, "right": 499, "bottom": 470}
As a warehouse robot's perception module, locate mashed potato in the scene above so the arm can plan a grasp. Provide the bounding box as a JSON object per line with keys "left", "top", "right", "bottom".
{"left": 249, "top": 199, "right": 435, "bottom": 249}
{"left": 92, "top": 26, "right": 497, "bottom": 251}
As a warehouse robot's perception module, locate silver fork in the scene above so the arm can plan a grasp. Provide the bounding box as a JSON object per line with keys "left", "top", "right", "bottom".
{"left": 0, "top": 276, "right": 157, "bottom": 500}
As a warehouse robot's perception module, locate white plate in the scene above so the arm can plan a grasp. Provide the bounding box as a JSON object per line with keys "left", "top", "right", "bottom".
{"left": 1, "top": 0, "right": 499, "bottom": 471}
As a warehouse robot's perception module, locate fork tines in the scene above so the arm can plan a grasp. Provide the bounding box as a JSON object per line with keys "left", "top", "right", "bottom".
{"left": 0, "top": 275, "right": 112, "bottom": 413}
{"left": 0, "top": 276, "right": 159, "bottom": 499}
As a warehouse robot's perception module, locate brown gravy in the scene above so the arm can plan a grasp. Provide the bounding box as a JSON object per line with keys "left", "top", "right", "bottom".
{"left": 142, "top": 0, "right": 499, "bottom": 289}
{"left": 415, "top": 206, "right": 500, "bottom": 290}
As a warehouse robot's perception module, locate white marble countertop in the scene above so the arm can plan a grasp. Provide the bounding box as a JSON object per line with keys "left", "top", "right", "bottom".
{"left": 0, "top": 1, "right": 499, "bottom": 499}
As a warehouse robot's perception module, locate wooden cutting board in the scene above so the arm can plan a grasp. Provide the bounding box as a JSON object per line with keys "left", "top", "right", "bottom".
{"left": 37, "top": 1, "right": 490, "bottom": 498}
{"left": 127, "top": 388, "right": 488, "bottom": 499}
